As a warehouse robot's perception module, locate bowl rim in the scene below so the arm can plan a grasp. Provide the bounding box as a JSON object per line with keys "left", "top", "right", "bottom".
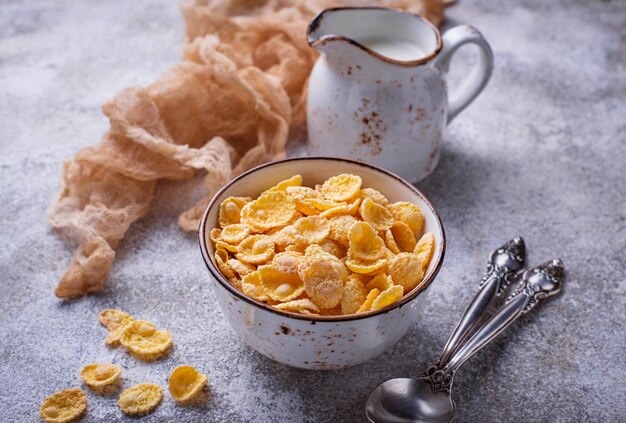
{"left": 198, "top": 156, "right": 446, "bottom": 322}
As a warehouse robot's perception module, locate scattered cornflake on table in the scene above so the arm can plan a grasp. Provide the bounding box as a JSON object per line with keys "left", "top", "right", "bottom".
{"left": 118, "top": 383, "right": 162, "bottom": 415}
{"left": 168, "top": 366, "right": 208, "bottom": 403}
{"left": 40, "top": 388, "right": 86, "bottom": 423}
{"left": 120, "top": 320, "right": 173, "bottom": 360}
{"left": 80, "top": 363, "right": 122, "bottom": 392}
{"left": 98, "top": 310, "right": 173, "bottom": 360}
{"left": 98, "top": 309, "right": 134, "bottom": 346}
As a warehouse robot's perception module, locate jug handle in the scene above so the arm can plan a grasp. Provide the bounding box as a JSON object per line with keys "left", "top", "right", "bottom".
{"left": 434, "top": 25, "right": 494, "bottom": 124}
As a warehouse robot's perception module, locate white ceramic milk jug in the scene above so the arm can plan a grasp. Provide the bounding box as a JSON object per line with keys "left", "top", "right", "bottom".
{"left": 306, "top": 7, "right": 494, "bottom": 182}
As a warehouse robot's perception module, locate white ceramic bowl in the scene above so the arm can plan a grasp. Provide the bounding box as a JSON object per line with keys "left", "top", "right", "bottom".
{"left": 199, "top": 157, "right": 445, "bottom": 370}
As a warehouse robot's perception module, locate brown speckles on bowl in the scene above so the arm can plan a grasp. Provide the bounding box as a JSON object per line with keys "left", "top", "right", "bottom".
{"left": 411, "top": 107, "right": 427, "bottom": 124}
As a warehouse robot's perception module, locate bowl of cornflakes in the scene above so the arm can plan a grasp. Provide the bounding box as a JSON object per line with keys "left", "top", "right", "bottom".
{"left": 199, "top": 157, "right": 445, "bottom": 369}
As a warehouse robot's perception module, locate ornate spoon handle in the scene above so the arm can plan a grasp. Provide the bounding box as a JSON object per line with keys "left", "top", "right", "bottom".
{"left": 437, "top": 237, "right": 526, "bottom": 367}
{"left": 443, "top": 259, "right": 564, "bottom": 375}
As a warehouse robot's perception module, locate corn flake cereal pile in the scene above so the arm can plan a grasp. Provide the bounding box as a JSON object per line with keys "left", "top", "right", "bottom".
{"left": 211, "top": 174, "right": 435, "bottom": 315}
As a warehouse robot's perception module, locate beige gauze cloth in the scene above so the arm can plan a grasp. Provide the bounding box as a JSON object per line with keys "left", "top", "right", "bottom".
{"left": 48, "top": 0, "right": 446, "bottom": 299}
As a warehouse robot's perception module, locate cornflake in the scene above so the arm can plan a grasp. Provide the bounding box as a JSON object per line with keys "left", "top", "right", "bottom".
{"left": 348, "top": 221, "right": 386, "bottom": 261}
{"left": 415, "top": 232, "right": 435, "bottom": 273}
{"left": 341, "top": 276, "right": 367, "bottom": 314}
{"left": 360, "top": 188, "right": 389, "bottom": 205}
{"left": 219, "top": 197, "right": 251, "bottom": 228}
{"left": 328, "top": 215, "right": 358, "bottom": 245}
{"left": 389, "top": 253, "right": 424, "bottom": 292}
{"left": 319, "top": 198, "right": 361, "bottom": 218}
{"left": 241, "top": 271, "right": 269, "bottom": 301}
{"left": 120, "top": 320, "right": 173, "bottom": 360}
{"left": 98, "top": 309, "right": 133, "bottom": 346}
{"left": 211, "top": 229, "right": 239, "bottom": 253}
{"left": 365, "top": 274, "right": 393, "bottom": 292}
{"left": 384, "top": 229, "right": 401, "bottom": 254}
{"left": 388, "top": 201, "right": 425, "bottom": 235}
{"left": 241, "top": 191, "right": 296, "bottom": 231}
{"left": 317, "top": 239, "right": 344, "bottom": 258}
{"left": 169, "top": 366, "right": 208, "bottom": 403}
{"left": 270, "top": 225, "right": 306, "bottom": 250}
{"left": 286, "top": 186, "right": 322, "bottom": 216}
{"left": 360, "top": 198, "right": 394, "bottom": 231}
{"left": 210, "top": 175, "right": 436, "bottom": 316}
{"left": 272, "top": 251, "right": 302, "bottom": 274}
{"left": 40, "top": 388, "right": 87, "bottom": 423}
{"left": 298, "top": 250, "right": 347, "bottom": 309}
{"left": 285, "top": 243, "right": 307, "bottom": 254}
{"left": 372, "top": 285, "right": 405, "bottom": 309}
{"left": 227, "top": 258, "right": 256, "bottom": 277}
{"left": 220, "top": 224, "right": 251, "bottom": 245}
{"left": 293, "top": 216, "right": 330, "bottom": 244}
{"left": 390, "top": 221, "right": 417, "bottom": 252}
{"left": 274, "top": 298, "right": 321, "bottom": 314}
{"left": 258, "top": 264, "right": 305, "bottom": 302}
{"left": 357, "top": 288, "right": 380, "bottom": 313}
{"left": 311, "top": 198, "right": 341, "bottom": 211}
{"left": 80, "top": 364, "right": 122, "bottom": 390}
{"left": 264, "top": 175, "right": 302, "bottom": 193}
{"left": 215, "top": 248, "right": 237, "bottom": 281}
{"left": 118, "top": 383, "right": 162, "bottom": 415}
{"left": 236, "top": 234, "right": 275, "bottom": 264}
{"left": 345, "top": 257, "right": 388, "bottom": 275}
{"left": 321, "top": 174, "right": 362, "bottom": 202}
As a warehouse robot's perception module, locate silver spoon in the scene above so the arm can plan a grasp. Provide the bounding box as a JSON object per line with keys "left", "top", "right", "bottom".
{"left": 438, "top": 237, "right": 526, "bottom": 367}
{"left": 366, "top": 258, "right": 564, "bottom": 423}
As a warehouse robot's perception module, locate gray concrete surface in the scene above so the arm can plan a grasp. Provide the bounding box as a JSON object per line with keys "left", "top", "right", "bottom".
{"left": 1, "top": 0, "right": 625, "bottom": 422}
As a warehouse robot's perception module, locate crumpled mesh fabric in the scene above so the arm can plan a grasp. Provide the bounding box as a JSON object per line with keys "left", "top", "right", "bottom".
{"left": 48, "top": 0, "right": 445, "bottom": 299}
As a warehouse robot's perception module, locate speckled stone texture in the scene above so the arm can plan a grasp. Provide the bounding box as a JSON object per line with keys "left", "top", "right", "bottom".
{"left": 1, "top": 0, "right": 624, "bottom": 422}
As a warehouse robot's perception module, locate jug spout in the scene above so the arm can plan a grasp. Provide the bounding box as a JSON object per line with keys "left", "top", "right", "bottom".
{"left": 307, "top": 11, "right": 366, "bottom": 63}
{"left": 307, "top": 7, "right": 442, "bottom": 77}
{"left": 308, "top": 33, "right": 376, "bottom": 75}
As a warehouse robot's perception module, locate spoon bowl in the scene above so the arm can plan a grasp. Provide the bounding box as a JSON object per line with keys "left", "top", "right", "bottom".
{"left": 366, "top": 378, "right": 455, "bottom": 423}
